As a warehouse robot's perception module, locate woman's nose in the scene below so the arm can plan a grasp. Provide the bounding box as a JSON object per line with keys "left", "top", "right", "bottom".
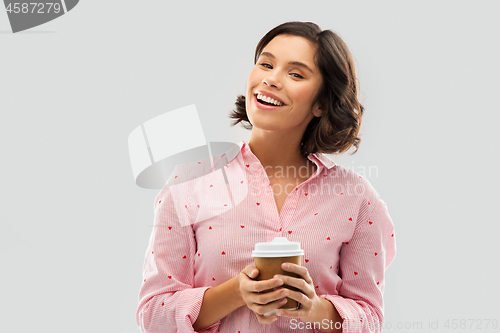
{"left": 263, "top": 76, "right": 282, "bottom": 89}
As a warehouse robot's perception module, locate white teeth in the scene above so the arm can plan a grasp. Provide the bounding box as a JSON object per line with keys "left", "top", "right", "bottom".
{"left": 257, "top": 94, "right": 283, "bottom": 106}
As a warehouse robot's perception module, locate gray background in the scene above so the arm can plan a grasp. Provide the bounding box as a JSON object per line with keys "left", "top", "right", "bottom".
{"left": 1, "top": 1, "right": 499, "bottom": 332}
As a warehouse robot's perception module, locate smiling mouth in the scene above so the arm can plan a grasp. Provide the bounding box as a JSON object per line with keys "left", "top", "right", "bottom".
{"left": 254, "top": 94, "right": 285, "bottom": 107}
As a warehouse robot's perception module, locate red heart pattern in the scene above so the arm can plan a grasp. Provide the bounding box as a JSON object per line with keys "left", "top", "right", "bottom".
{"left": 241, "top": 225, "right": 245, "bottom": 228}
{"left": 221, "top": 251, "right": 226, "bottom": 255}
{"left": 168, "top": 227, "right": 172, "bottom": 230}
{"left": 305, "top": 259, "right": 309, "bottom": 263}
{"left": 288, "top": 231, "right": 292, "bottom": 234}
{"left": 183, "top": 255, "right": 186, "bottom": 259}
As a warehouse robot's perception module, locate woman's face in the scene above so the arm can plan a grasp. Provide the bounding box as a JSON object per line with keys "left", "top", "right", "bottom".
{"left": 245, "top": 34, "right": 323, "bottom": 133}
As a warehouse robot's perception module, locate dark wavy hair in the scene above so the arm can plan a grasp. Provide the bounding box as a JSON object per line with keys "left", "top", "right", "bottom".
{"left": 228, "top": 21, "right": 364, "bottom": 157}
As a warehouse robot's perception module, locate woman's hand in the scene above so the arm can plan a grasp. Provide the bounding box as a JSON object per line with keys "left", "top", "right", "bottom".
{"left": 238, "top": 265, "right": 290, "bottom": 324}
{"left": 272, "top": 263, "right": 326, "bottom": 324}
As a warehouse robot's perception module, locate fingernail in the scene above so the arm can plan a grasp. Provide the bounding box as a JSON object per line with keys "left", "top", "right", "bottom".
{"left": 282, "top": 263, "right": 289, "bottom": 269}
{"left": 252, "top": 269, "right": 257, "bottom": 275}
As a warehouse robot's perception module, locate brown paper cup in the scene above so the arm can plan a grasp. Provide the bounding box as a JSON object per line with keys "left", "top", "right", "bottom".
{"left": 254, "top": 255, "right": 302, "bottom": 311}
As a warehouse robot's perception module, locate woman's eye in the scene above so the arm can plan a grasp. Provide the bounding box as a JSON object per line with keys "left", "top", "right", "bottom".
{"left": 259, "top": 63, "right": 303, "bottom": 79}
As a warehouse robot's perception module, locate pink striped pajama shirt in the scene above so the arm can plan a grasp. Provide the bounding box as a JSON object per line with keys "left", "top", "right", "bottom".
{"left": 136, "top": 140, "right": 396, "bottom": 333}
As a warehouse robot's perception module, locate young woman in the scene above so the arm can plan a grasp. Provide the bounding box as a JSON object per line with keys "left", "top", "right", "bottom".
{"left": 136, "top": 21, "right": 396, "bottom": 333}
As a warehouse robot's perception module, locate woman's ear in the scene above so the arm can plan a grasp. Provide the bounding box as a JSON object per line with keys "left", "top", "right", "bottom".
{"left": 312, "top": 102, "right": 322, "bottom": 117}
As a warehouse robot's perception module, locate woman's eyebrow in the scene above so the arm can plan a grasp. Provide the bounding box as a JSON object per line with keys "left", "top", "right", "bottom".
{"left": 260, "top": 51, "right": 313, "bottom": 74}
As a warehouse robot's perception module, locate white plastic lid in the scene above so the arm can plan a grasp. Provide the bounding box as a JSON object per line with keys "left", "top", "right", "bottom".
{"left": 251, "top": 237, "right": 304, "bottom": 257}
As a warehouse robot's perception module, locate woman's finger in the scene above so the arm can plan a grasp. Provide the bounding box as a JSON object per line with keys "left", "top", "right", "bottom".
{"left": 250, "top": 277, "right": 284, "bottom": 295}
{"left": 282, "top": 263, "right": 313, "bottom": 284}
{"left": 256, "top": 312, "right": 279, "bottom": 324}
{"left": 242, "top": 265, "right": 259, "bottom": 279}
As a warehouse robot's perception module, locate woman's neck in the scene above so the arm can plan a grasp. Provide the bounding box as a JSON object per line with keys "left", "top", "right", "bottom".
{"left": 247, "top": 136, "right": 316, "bottom": 180}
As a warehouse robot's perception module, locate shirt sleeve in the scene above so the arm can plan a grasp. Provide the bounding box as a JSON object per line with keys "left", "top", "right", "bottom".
{"left": 136, "top": 183, "right": 222, "bottom": 333}
{"left": 318, "top": 198, "right": 397, "bottom": 333}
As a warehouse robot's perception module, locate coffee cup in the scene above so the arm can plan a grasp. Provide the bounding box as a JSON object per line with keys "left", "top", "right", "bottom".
{"left": 251, "top": 237, "right": 305, "bottom": 317}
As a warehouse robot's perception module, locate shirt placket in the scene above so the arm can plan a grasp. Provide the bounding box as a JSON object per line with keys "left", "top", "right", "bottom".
{"left": 278, "top": 186, "right": 300, "bottom": 231}
{"left": 279, "top": 164, "right": 323, "bottom": 233}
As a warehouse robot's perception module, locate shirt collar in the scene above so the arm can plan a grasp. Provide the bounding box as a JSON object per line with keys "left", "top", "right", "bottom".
{"left": 237, "top": 140, "right": 336, "bottom": 170}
